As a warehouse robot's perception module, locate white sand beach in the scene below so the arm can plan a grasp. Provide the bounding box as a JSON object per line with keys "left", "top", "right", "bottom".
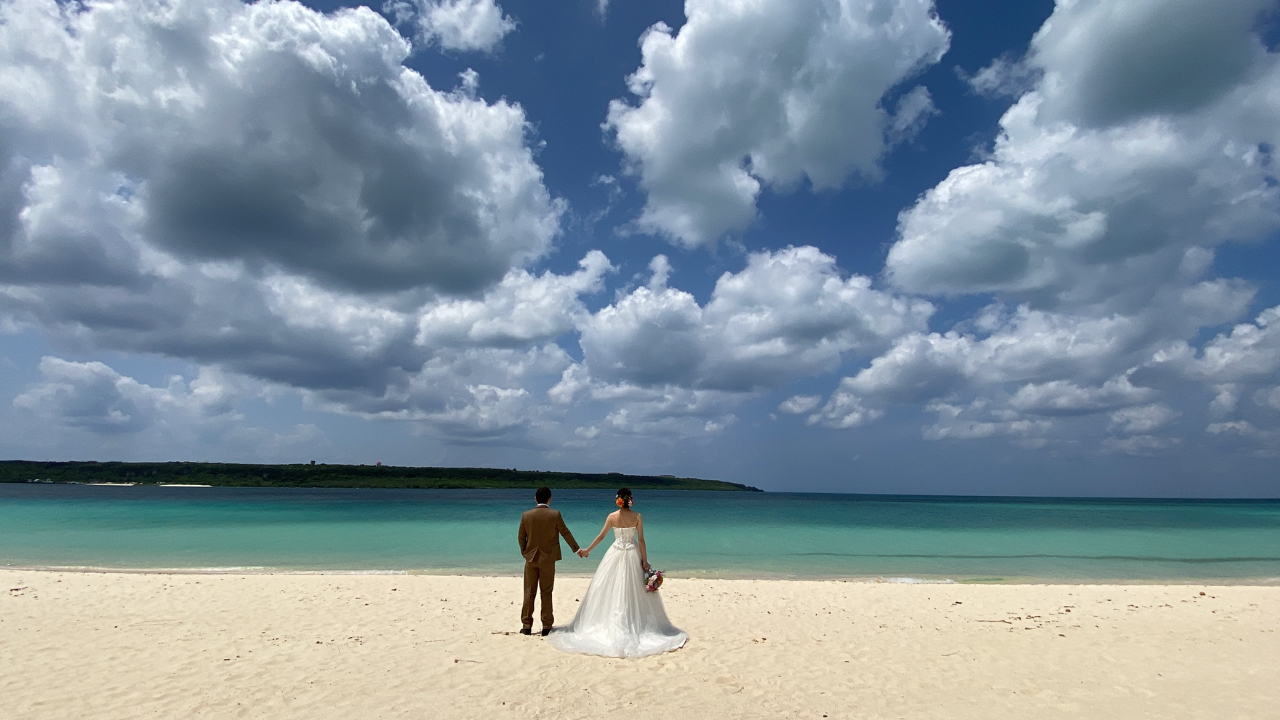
{"left": 3, "top": 570, "right": 1278, "bottom": 719}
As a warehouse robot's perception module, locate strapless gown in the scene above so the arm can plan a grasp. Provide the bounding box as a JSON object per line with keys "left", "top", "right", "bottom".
{"left": 546, "top": 526, "right": 687, "bottom": 658}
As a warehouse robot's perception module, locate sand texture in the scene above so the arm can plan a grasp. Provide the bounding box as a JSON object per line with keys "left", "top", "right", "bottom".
{"left": 3, "top": 570, "right": 1278, "bottom": 719}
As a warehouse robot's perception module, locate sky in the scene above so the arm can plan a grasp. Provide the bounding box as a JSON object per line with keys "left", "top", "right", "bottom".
{"left": 2, "top": 0, "right": 1280, "bottom": 497}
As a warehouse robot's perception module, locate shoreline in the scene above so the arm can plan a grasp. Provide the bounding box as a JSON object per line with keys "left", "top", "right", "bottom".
{"left": 6, "top": 563, "right": 1280, "bottom": 585}
{"left": 4, "top": 569, "right": 1278, "bottom": 719}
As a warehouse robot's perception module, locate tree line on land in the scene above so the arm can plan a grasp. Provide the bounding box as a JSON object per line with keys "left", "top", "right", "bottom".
{"left": 0, "top": 460, "right": 760, "bottom": 491}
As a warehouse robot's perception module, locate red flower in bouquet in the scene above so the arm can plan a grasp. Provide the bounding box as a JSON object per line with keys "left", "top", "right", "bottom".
{"left": 644, "top": 568, "right": 664, "bottom": 592}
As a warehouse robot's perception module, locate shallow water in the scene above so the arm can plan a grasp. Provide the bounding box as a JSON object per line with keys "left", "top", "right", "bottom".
{"left": 2, "top": 484, "right": 1278, "bottom": 581}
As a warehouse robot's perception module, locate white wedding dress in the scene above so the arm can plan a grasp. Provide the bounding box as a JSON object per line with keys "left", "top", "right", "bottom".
{"left": 546, "top": 526, "right": 687, "bottom": 658}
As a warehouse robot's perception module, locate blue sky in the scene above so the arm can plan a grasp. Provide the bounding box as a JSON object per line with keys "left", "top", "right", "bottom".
{"left": 2, "top": 0, "right": 1280, "bottom": 496}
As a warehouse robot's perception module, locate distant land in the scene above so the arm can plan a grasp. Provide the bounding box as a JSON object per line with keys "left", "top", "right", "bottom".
{"left": 0, "top": 460, "right": 761, "bottom": 492}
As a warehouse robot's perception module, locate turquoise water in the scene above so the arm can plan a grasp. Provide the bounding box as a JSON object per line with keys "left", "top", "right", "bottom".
{"left": 2, "top": 484, "right": 1279, "bottom": 581}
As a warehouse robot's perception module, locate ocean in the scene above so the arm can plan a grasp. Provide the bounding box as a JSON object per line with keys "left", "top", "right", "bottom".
{"left": 2, "top": 484, "right": 1278, "bottom": 582}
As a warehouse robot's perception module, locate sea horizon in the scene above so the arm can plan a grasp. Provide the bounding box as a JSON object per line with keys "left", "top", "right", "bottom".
{"left": 12, "top": 476, "right": 1280, "bottom": 502}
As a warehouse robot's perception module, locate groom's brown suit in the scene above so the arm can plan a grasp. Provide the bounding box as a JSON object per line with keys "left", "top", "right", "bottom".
{"left": 518, "top": 504, "right": 580, "bottom": 630}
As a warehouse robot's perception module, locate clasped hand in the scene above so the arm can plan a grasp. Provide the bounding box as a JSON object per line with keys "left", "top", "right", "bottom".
{"left": 577, "top": 549, "right": 589, "bottom": 558}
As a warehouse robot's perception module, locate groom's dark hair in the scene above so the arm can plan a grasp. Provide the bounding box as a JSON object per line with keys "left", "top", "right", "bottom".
{"left": 535, "top": 487, "right": 552, "bottom": 503}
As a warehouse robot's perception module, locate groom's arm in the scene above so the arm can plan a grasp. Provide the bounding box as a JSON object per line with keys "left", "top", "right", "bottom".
{"left": 518, "top": 516, "right": 530, "bottom": 556}
{"left": 556, "top": 513, "right": 580, "bottom": 553}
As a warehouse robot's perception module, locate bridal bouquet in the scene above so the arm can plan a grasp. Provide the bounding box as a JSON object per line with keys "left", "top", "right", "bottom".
{"left": 644, "top": 567, "right": 664, "bottom": 592}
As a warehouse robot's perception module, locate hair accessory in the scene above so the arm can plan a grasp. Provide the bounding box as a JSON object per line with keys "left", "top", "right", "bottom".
{"left": 616, "top": 497, "right": 625, "bottom": 507}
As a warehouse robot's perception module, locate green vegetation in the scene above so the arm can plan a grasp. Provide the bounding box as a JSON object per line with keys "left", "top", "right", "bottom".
{"left": 0, "top": 460, "right": 760, "bottom": 491}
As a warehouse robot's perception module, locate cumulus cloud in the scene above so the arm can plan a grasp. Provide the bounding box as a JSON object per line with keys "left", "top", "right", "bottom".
{"left": 1009, "top": 374, "right": 1153, "bottom": 416}
{"left": 544, "top": 246, "right": 930, "bottom": 441}
{"left": 302, "top": 342, "right": 572, "bottom": 438}
{"left": 1257, "top": 386, "right": 1280, "bottom": 412}
{"left": 15, "top": 357, "right": 178, "bottom": 434}
{"left": 0, "top": 0, "right": 572, "bottom": 441}
{"left": 384, "top": 0, "right": 516, "bottom": 52}
{"left": 778, "top": 394, "right": 822, "bottom": 414}
{"left": 1141, "top": 304, "right": 1280, "bottom": 434}
{"left": 12, "top": 356, "right": 321, "bottom": 453}
{"left": 921, "top": 400, "right": 1052, "bottom": 442}
{"left": 1, "top": 0, "right": 559, "bottom": 296}
{"left": 1028, "top": 0, "right": 1274, "bottom": 128}
{"left": 415, "top": 251, "right": 613, "bottom": 349}
{"left": 576, "top": 246, "right": 932, "bottom": 392}
{"left": 1156, "top": 306, "right": 1280, "bottom": 384}
{"left": 960, "top": 55, "right": 1039, "bottom": 98}
{"left": 595, "top": 384, "right": 739, "bottom": 438}
{"left": 1108, "top": 404, "right": 1178, "bottom": 434}
{"left": 606, "top": 0, "right": 950, "bottom": 246}
{"left": 807, "top": 388, "right": 882, "bottom": 429}
{"left": 828, "top": 307, "right": 1153, "bottom": 406}
{"left": 803, "top": 289, "right": 1259, "bottom": 446}
{"left": 807, "top": 0, "right": 1280, "bottom": 452}
{"left": 887, "top": 0, "right": 1280, "bottom": 303}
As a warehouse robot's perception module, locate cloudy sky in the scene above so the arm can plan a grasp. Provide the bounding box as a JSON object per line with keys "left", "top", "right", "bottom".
{"left": 2, "top": 0, "right": 1279, "bottom": 496}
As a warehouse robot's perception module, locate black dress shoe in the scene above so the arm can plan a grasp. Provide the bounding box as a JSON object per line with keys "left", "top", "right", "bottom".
{"left": 519, "top": 627, "right": 532, "bottom": 635}
{"left": 540, "top": 628, "right": 552, "bottom": 636}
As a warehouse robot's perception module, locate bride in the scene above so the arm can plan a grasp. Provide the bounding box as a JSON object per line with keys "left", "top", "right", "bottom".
{"left": 546, "top": 488, "right": 687, "bottom": 658}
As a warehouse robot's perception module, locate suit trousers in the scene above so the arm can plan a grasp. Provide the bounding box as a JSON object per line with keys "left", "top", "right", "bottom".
{"left": 521, "top": 556, "right": 557, "bottom": 629}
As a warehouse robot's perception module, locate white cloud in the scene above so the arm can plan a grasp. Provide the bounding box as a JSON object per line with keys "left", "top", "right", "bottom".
{"left": 1028, "top": 0, "right": 1274, "bottom": 127}
{"left": 778, "top": 394, "right": 822, "bottom": 414}
{"left": 1256, "top": 386, "right": 1280, "bottom": 412}
{"left": 384, "top": 0, "right": 516, "bottom": 52}
{"left": 595, "top": 384, "right": 739, "bottom": 439}
{"left": 548, "top": 246, "right": 931, "bottom": 440}
{"left": 15, "top": 357, "right": 172, "bottom": 434}
{"left": 1009, "top": 374, "right": 1154, "bottom": 416}
{"left": 1204, "top": 419, "right": 1280, "bottom": 456}
{"left": 1108, "top": 403, "right": 1178, "bottom": 434}
{"left": 1210, "top": 384, "right": 1241, "bottom": 417}
{"left": 888, "top": 0, "right": 1280, "bottom": 304}
{"left": 12, "top": 357, "right": 258, "bottom": 433}
{"left": 1161, "top": 306, "right": 1280, "bottom": 383}
{"left": 416, "top": 251, "right": 613, "bottom": 349}
{"left": 1, "top": 0, "right": 560, "bottom": 296}
{"left": 961, "top": 55, "right": 1039, "bottom": 98}
{"left": 548, "top": 363, "right": 592, "bottom": 406}
{"left": 12, "top": 356, "right": 322, "bottom": 453}
{"left": 577, "top": 246, "right": 932, "bottom": 392}
{"left": 606, "top": 0, "right": 950, "bottom": 246}
{"left": 807, "top": 0, "right": 1280, "bottom": 451}
{"left": 304, "top": 343, "right": 571, "bottom": 428}
{"left": 807, "top": 388, "right": 883, "bottom": 429}
{"left": 921, "top": 400, "right": 1052, "bottom": 442}
{"left": 806, "top": 291, "right": 1258, "bottom": 445}
{"left": 887, "top": 100, "right": 1280, "bottom": 302}
{"left": 0, "top": 0, "right": 567, "bottom": 440}
{"left": 831, "top": 307, "right": 1152, "bottom": 406}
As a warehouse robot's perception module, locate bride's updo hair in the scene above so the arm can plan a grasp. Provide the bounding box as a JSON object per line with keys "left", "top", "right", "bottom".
{"left": 616, "top": 488, "right": 632, "bottom": 509}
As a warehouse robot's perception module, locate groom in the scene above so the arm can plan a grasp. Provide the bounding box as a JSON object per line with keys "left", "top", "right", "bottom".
{"left": 517, "top": 486, "right": 583, "bottom": 636}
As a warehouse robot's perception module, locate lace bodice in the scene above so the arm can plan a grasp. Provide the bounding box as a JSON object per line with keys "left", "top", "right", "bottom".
{"left": 612, "top": 526, "right": 638, "bottom": 549}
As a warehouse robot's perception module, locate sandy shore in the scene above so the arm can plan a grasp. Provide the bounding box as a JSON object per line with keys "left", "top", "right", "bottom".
{"left": 3, "top": 571, "right": 1278, "bottom": 719}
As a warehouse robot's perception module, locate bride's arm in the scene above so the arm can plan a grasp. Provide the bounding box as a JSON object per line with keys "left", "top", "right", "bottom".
{"left": 637, "top": 515, "right": 649, "bottom": 571}
{"left": 581, "top": 514, "right": 614, "bottom": 557}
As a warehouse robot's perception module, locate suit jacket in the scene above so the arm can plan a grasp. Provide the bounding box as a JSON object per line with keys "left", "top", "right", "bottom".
{"left": 518, "top": 506, "right": 579, "bottom": 563}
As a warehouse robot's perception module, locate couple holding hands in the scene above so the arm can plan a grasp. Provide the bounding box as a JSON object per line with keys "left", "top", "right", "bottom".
{"left": 517, "top": 486, "right": 686, "bottom": 658}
